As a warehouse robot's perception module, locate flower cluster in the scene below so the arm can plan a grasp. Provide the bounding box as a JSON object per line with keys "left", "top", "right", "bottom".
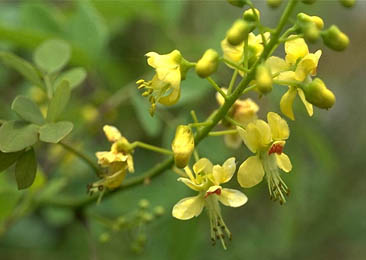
{"left": 88, "top": 125, "right": 134, "bottom": 195}
{"left": 129, "top": 0, "right": 351, "bottom": 250}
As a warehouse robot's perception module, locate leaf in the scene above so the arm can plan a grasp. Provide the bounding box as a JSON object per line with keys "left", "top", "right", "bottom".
{"left": 11, "top": 96, "right": 45, "bottom": 125}
{"left": 131, "top": 89, "right": 162, "bottom": 137}
{"left": 0, "top": 51, "right": 43, "bottom": 87}
{"left": 46, "top": 80, "right": 70, "bottom": 122}
{"left": 39, "top": 121, "right": 73, "bottom": 144}
{"left": 54, "top": 67, "right": 87, "bottom": 90}
{"left": 0, "top": 151, "right": 23, "bottom": 172}
{"left": 15, "top": 148, "right": 37, "bottom": 190}
{"left": 0, "top": 121, "right": 39, "bottom": 153}
{"left": 65, "top": 2, "right": 108, "bottom": 59}
{"left": 34, "top": 39, "right": 71, "bottom": 74}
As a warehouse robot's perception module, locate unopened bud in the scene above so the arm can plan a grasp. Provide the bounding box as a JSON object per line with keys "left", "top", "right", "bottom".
{"left": 302, "top": 0, "right": 316, "bottom": 4}
{"left": 99, "top": 233, "right": 110, "bottom": 243}
{"left": 304, "top": 23, "right": 320, "bottom": 43}
{"left": 154, "top": 206, "right": 165, "bottom": 217}
{"left": 256, "top": 65, "right": 273, "bottom": 94}
{"left": 243, "top": 8, "right": 260, "bottom": 22}
{"left": 139, "top": 199, "right": 150, "bottom": 209}
{"left": 227, "top": 20, "right": 252, "bottom": 46}
{"left": 303, "top": 78, "right": 335, "bottom": 109}
{"left": 171, "top": 125, "right": 194, "bottom": 168}
{"left": 321, "top": 25, "right": 350, "bottom": 51}
{"left": 195, "top": 49, "right": 219, "bottom": 78}
{"left": 340, "top": 0, "right": 355, "bottom": 8}
{"left": 267, "top": 0, "right": 282, "bottom": 8}
{"left": 297, "top": 13, "right": 324, "bottom": 30}
{"left": 226, "top": 0, "right": 246, "bottom": 7}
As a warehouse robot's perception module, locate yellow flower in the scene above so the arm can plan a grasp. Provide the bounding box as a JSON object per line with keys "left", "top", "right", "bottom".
{"left": 266, "top": 37, "right": 322, "bottom": 120}
{"left": 221, "top": 32, "right": 270, "bottom": 74}
{"left": 172, "top": 157, "right": 247, "bottom": 248}
{"left": 136, "top": 50, "right": 183, "bottom": 115}
{"left": 216, "top": 88, "right": 259, "bottom": 149}
{"left": 88, "top": 125, "right": 134, "bottom": 195}
{"left": 237, "top": 112, "right": 292, "bottom": 204}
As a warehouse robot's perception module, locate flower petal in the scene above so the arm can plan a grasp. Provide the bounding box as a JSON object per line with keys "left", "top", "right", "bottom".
{"left": 218, "top": 188, "right": 248, "bottom": 207}
{"left": 221, "top": 38, "right": 244, "bottom": 65}
{"left": 297, "top": 88, "right": 314, "bottom": 117}
{"left": 276, "top": 153, "right": 292, "bottom": 173}
{"left": 265, "top": 56, "right": 289, "bottom": 75}
{"left": 159, "top": 86, "right": 181, "bottom": 106}
{"left": 172, "top": 194, "right": 204, "bottom": 220}
{"left": 237, "top": 156, "right": 265, "bottom": 188}
{"left": 294, "top": 53, "right": 320, "bottom": 82}
{"left": 178, "top": 177, "right": 203, "bottom": 191}
{"left": 224, "top": 133, "right": 242, "bottom": 149}
{"left": 237, "top": 120, "right": 272, "bottom": 153}
{"left": 193, "top": 158, "right": 213, "bottom": 175}
{"left": 212, "top": 157, "right": 236, "bottom": 184}
{"left": 146, "top": 50, "right": 182, "bottom": 69}
{"left": 267, "top": 112, "right": 289, "bottom": 141}
{"left": 285, "top": 37, "right": 309, "bottom": 65}
{"left": 280, "top": 86, "right": 297, "bottom": 120}
{"left": 103, "top": 125, "right": 122, "bottom": 142}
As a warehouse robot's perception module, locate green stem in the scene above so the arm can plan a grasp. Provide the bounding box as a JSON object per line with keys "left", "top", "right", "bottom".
{"left": 227, "top": 70, "right": 238, "bottom": 95}
{"left": 225, "top": 116, "right": 246, "bottom": 129}
{"left": 209, "top": 129, "right": 238, "bottom": 136}
{"left": 221, "top": 58, "right": 249, "bottom": 73}
{"left": 207, "top": 77, "right": 227, "bottom": 99}
{"left": 59, "top": 141, "right": 101, "bottom": 176}
{"left": 131, "top": 141, "right": 173, "bottom": 155}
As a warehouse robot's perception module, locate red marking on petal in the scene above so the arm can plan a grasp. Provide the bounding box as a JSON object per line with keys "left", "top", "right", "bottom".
{"left": 268, "top": 143, "right": 283, "bottom": 155}
{"left": 205, "top": 188, "right": 222, "bottom": 198}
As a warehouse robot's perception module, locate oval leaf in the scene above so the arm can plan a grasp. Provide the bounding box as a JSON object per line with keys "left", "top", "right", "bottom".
{"left": 46, "top": 80, "right": 70, "bottom": 122}
{"left": 0, "top": 151, "right": 23, "bottom": 172}
{"left": 0, "top": 51, "right": 43, "bottom": 87}
{"left": 34, "top": 39, "right": 71, "bottom": 74}
{"left": 0, "top": 121, "right": 39, "bottom": 153}
{"left": 15, "top": 148, "right": 37, "bottom": 190}
{"left": 54, "top": 67, "right": 87, "bottom": 90}
{"left": 11, "top": 96, "right": 45, "bottom": 125}
{"left": 39, "top": 121, "right": 73, "bottom": 143}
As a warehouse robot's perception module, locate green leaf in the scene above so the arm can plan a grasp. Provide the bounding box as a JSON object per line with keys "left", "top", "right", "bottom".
{"left": 0, "top": 51, "right": 43, "bottom": 87}
{"left": 15, "top": 148, "right": 37, "bottom": 190}
{"left": 0, "top": 121, "right": 39, "bottom": 153}
{"left": 46, "top": 80, "right": 71, "bottom": 122}
{"left": 39, "top": 121, "right": 73, "bottom": 143}
{"left": 0, "top": 151, "right": 23, "bottom": 172}
{"left": 54, "top": 67, "right": 87, "bottom": 90}
{"left": 11, "top": 96, "right": 45, "bottom": 125}
{"left": 34, "top": 39, "right": 71, "bottom": 74}
{"left": 131, "top": 89, "right": 162, "bottom": 137}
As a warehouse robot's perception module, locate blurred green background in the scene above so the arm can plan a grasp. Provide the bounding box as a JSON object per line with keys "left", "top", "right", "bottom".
{"left": 0, "top": 0, "right": 365, "bottom": 259}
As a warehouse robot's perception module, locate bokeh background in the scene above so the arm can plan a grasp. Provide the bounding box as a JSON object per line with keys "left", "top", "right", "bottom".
{"left": 0, "top": 0, "right": 365, "bottom": 259}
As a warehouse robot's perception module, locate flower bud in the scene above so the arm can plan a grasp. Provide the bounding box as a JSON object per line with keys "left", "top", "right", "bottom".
{"left": 340, "top": 0, "right": 355, "bottom": 8}
{"left": 226, "top": 0, "right": 246, "bottom": 7}
{"left": 195, "top": 49, "right": 219, "bottom": 78}
{"left": 227, "top": 20, "right": 252, "bottom": 46}
{"left": 267, "top": 0, "right": 282, "bottom": 8}
{"left": 321, "top": 25, "right": 350, "bottom": 51}
{"left": 303, "top": 78, "right": 335, "bottom": 109}
{"left": 243, "top": 8, "right": 260, "bottom": 22}
{"left": 256, "top": 64, "right": 273, "bottom": 94}
{"left": 297, "top": 13, "right": 324, "bottom": 30}
{"left": 302, "top": 0, "right": 316, "bottom": 4}
{"left": 303, "top": 23, "right": 320, "bottom": 43}
{"left": 171, "top": 125, "right": 194, "bottom": 168}
{"left": 138, "top": 199, "right": 150, "bottom": 209}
